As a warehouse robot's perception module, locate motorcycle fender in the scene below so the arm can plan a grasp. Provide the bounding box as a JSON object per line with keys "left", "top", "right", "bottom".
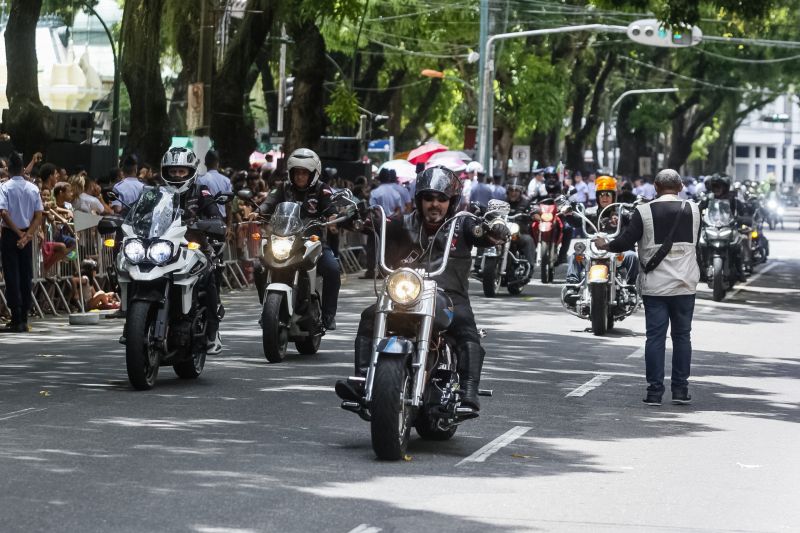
{"left": 587, "top": 264, "right": 609, "bottom": 284}
{"left": 376, "top": 336, "right": 415, "bottom": 356}
{"left": 173, "top": 276, "right": 200, "bottom": 315}
{"left": 265, "top": 283, "right": 293, "bottom": 320}
{"left": 130, "top": 279, "right": 169, "bottom": 303}
{"left": 303, "top": 240, "right": 323, "bottom": 264}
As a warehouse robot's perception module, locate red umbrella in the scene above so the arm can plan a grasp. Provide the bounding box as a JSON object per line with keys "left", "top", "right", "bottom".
{"left": 407, "top": 142, "right": 448, "bottom": 164}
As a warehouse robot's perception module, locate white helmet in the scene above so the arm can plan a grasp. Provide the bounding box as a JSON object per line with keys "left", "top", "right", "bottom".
{"left": 466, "top": 161, "right": 484, "bottom": 175}
{"left": 161, "top": 147, "right": 199, "bottom": 193}
{"left": 286, "top": 148, "right": 321, "bottom": 190}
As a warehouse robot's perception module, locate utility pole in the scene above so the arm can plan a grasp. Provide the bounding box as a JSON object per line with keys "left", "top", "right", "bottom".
{"left": 277, "top": 25, "right": 287, "bottom": 135}
{"left": 476, "top": 0, "right": 489, "bottom": 159}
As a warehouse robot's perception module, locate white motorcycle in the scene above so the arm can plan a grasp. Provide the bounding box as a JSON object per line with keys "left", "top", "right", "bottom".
{"left": 100, "top": 186, "right": 230, "bottom": 390}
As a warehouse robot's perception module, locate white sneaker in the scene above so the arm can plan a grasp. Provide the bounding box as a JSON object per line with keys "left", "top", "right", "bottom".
{"left": 207, "top": 332, "right": 223, "bottom": 355}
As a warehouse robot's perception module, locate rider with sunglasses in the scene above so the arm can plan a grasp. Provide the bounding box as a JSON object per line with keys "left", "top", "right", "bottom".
{"left": 337, "top": 166, "right": 509, "bottom": 412}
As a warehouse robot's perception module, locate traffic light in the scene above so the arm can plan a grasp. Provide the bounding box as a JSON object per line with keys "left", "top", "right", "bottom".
{"left": 284, "top": 76, "right": 295, "bottom": 109}
{"left": 627, "top": 19, "right": 702, "bottom": 48}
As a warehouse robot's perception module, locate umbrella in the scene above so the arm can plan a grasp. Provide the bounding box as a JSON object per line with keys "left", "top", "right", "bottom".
{"left": 249, "top": 150, "right": 266, "bottom": 169}
{"left": 407, "top": 142, "right": 448, "bottom": 164}
{"left": 427, "top": 150, "right": 472, "bottom": 164}
{"left": 379, "top": 159, "right": 417, "bottom": 183}
{"left": 426, "top": 157, "right": 467, "bottom": 173}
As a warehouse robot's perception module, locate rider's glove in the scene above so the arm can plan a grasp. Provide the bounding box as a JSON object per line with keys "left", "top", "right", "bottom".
{"left": 487, "top": 219, "right": 510, "bottom": 242}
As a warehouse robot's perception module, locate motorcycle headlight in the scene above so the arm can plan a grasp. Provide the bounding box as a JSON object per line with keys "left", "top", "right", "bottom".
{"left": 541, "top": 212, "right": 554, "bottom": 222}
{"left": 147, "top": 240, "right": 174, "bottom": 265}
{"left": 705, "top": 228, "right": 720, "bottom": 239}
{"left": 270, "top": 235, "right": 295, "bottom": 261}
{"left": 507, "top": 222, "right": 520, "bottom": 236}
{"left": 386, "top": 268, "right": 423, "bottom": 306}
{"left": 718, "top": 227, "right": 733, "bottom": 239}
{"left": 767, "top": 200, "right": 777, "bottom": 209}
{"left": 777, "top": 206, "right": 785, "bottom": 215}
{"left": 123, "top": 239, "right": 146, "bottom": 264}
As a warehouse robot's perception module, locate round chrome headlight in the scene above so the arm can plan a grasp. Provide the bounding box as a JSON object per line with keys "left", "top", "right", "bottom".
{"left": 271, "top": 235, "right": 295, "bottom": 261}
{"left": 507, "top": 222, "right": 520, "bottom": 236}
{"left": 123, "top": 239, "right": 146, "bottom": 264}
{"left": 768, "top": 200, "right": 777, "bottom": 209}
{"left": 386, "top": 269, "right": 423, "bottom": 306}
{"left": 147, "top": 240, "right": 174, "bottom": 265}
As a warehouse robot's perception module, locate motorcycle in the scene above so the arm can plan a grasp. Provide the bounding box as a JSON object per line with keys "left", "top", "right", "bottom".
{"left": 699, "top": 198, "right": 741, "bottom": 301}
{"left": 99, "top": 186, "right": 229, "bottom": 390}
{"left": 531, "top": 199, "right": 564, "bottom": 284}
{"left": 339, "top": 206, "right": 496, "bottom": 460}
{"left": 558, "top": 199, "right": 639, "bottom": 336}
{"left": 764, "top": 196, "right": 785, "bottom": 230}
{"left": 246, "top": 189, "right": 360, "bottom": 363}
{"left": 476, "top": 199, "right": 533, "bottom": 297}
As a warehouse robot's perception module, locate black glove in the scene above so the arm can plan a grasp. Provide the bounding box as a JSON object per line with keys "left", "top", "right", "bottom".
{"left": 488, "top": 220, "right": 510, "bottom": 242}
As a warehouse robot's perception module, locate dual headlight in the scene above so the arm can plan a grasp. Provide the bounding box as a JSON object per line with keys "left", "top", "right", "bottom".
{"left": 705, "top": 227, "right": 733, "bottom": 240}
{"left": 123, "top": 239, "right": 175, "bottom": 265}
{"left": 271, "top": 235, "right": 295, "bottom": 261}
{"left": 386, "top": 268, "right": 423, "bottom": 306}
{"left": 507, "top": 222, "right": 520, "bottom": 237}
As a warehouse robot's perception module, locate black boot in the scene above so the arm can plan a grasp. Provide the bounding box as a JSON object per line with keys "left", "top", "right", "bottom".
{"left": 457, "top": 342, "right": 485, "bottom": 411}
{"left": 335, "top": 335, "right": 372, "bottom": 402}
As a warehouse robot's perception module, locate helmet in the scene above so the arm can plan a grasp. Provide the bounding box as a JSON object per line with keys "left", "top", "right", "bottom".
{"left": 543, "top": 165, "right": 558, "bottom": 181}
{"left": 595, "top": 176, "right": 617, "bottom": 194}
{"left": 161, "top": 147, "right": 199, "bottom": 193}
{"left": 544, "top": 178, "right": 561, "bottom": 195}
{"left": 506, "top": 177, "right": 525, "bottom": 193}
{"left": 286, "top": 148, "right": 321, "bottom": 190}
{"left": 414, "top": 166, "right": 462, "bottom": 218}
{"left": 704, "top": 173, "right": 731, "bottom": 196}
{"left": 465, "top": 161, "right": 484, "bottom": 175}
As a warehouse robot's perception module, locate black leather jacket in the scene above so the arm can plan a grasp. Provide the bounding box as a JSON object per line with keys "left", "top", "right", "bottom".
{"left": 258, "top": 181, "right": 335, "bottom": 241}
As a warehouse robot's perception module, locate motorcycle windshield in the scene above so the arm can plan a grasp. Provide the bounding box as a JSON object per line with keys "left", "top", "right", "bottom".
{"left": 124, "top": 186, "right": 179, "bottom": 238}
{"left": 270, "top": 202, "right": 304, "bottom": 236}
{"left": 703, "top": 199, "right": 734, "bottom": 227}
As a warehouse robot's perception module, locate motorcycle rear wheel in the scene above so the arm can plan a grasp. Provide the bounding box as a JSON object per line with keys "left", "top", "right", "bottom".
{"left": 712, "top": 257, "right": 726, "bottom": 302}
{"left": 295, "top": 332, "right": 322, "bottom": 355}
{"left": 590, "top": 284, "right": 609, "bottom": 336}
{"left": 174, "top": 310, "right": 207, "bottom": 380}
{"left": 415, "top": 408, "right": 457, "bottom": 441}
{"left": 126, "top": 301, "right": 159, "bottom": 390}
{"left": 482, "top": 257, "right": 501, "bottom": 297}
{"left": 262, "top": 293, "right": 289, "bottom": 363}
{"left": 370, "top": 356, "right": 413, "bottom": 460}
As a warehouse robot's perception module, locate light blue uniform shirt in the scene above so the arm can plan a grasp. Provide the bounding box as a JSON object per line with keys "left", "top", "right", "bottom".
{"left": 369, "top": 183, "right": 403, "bottom": 215}
{"left": 492, "top": 185, "right": 507, "bottom": 201}
{"left": 469, "top": 181, "right": 494, "bottom": 208}
{"left": 197, "top": 169, "right": 233, "bottom": 217}
{"left": 0, "top": 175, "right": 43, "bottom": 229}
{"left": 570, "top": 181, "right": 589, "bottom": 203}
{"left": 112, "top": 176, "right": 144, "bottom": 212}
{"left": 391, "top": 183, "right": 412, "bottom": 207}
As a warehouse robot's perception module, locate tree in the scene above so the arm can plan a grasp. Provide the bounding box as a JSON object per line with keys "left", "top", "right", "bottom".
{"left": 120, "top": 0, "right": 170, "bottom": 166}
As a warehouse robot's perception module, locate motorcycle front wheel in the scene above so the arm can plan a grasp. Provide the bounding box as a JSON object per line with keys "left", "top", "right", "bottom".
{"left": 590, "top": 283, "right": 609, "bottom": 336}
{"left": 540, "top": 249, "right": 551, "bottom": 284}
{"left": 712, "top": 256, "right": 726, "bottom": 301}
{"left": 125, "top": 300, "right": 160, "bottom": 390}
{"left": 370, "top": 356, "right": 413, "bottom": 460}
{"left": 295, "top": 332, "right": 322, "bottom": 355}
{"left": 415, "top": 407, "right": 457, "bottom": 441}
{"left": 262, "top": 293, "right": 289, "bottom": 363}
{"left": 482, "top": 256, "right": 501, "bottom": 297}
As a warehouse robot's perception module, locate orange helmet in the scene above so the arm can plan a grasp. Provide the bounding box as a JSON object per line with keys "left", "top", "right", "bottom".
{"left": 595, "top": 175, "right": 617, "bottom": 193}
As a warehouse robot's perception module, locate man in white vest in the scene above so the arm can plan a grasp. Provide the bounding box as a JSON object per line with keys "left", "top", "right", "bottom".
{"left": 593, "top": 169, "right": 700, "bottom": 406}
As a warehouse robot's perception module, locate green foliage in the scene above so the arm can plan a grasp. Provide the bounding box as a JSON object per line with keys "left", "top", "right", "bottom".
{"left": 689, "top": 116, "right": 721, "bottom": 161}
{"left": 325, "top": 83, "right": 361, "bottom": 129}
{"left": 592, "top": 0, "right": 780, "bottom": 26}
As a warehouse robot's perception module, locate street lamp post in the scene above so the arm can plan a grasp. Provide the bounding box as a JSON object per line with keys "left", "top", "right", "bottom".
{"left": 603, "top": 88, "right": 679, "bottom": 174}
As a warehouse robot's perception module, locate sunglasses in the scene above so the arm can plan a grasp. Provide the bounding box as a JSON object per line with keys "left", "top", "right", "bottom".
{"left": 597, "top": 191, "right": 615, "bottom": 197}
{"left": 421, "top": 192, "right": 448, "bottom": 203}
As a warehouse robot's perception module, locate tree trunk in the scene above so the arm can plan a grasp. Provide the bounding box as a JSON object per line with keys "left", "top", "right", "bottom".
{"left": 167, "top": 1, "right": 201, "bottom": 136}
{"left": 210, "top": 0, "right": 275, "bottom": 167}
{"left": 397, "top": 79, "right": 442, "bottom": 148}
{"left": 120, "top": 0, "right": 170, "bottom": 167}
{"left": 616, "top": 97, "right": 645, "bottom": 178}
{"left": 4, "top": 0, "right": 52, "bottom": 157}
{"left": 286, "top": 20, "right": 327, "bottom": 154}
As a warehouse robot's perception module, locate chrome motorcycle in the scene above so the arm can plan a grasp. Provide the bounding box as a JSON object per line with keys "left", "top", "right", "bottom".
{"left": 477, "top": 199, "right": 533, "bottom": 297}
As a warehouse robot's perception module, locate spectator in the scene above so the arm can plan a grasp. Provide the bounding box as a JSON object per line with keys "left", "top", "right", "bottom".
{"left": 76, "top": 176, "right": 113, "bottom": 215}
{"left": 197, "top": 150, "right": 233, "bottom": 220}
{"left": 491, "top": 175, "right": 507, "bottom": 201}
{"left": 593, "top": 169, "right": 700, "bottom": 406}
{"left": 527, "top": 169, "right": 547, "bottom": 200}
{"left": 111, "top": 155, "right": 143, "bottom": 215}
{"left": 40, "top": 163, "right": 59, "bottom": 192}
{"left": 70, "top": 259, "right": 119, "bottom": 312}
{"left": 0, "top": 151, "right": 44, "bottom": 332}
{"left": 587, "top": 172, "right": 597, "bottom": 206}
{"left": 469, "top": 171, "right": 494, "bottom": 209}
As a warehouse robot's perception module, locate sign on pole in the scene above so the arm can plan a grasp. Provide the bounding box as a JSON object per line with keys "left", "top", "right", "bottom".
{"left": 512, "top": 145, "right": 531, "bottom": 173}
{"left": 187, "top": 83, "right": 204, "bottom": 132}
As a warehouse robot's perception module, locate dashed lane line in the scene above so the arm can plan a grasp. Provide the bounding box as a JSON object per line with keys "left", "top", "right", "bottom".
{"left": 348, "top": 525, "right": 382, "bottom": 533}
{"left": 565, "top": 374, "right": 613, "bottom": 397}
{"left": 456, "top": 426, "right": 532, "bottom": 466}
{"left": 0, "top": 407, "right": 46, "bottom": 421}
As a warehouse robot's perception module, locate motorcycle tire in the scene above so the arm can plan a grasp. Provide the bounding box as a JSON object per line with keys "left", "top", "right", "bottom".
{"left": 370, "top": 356, "right": 413, "bottom": 460}
{"left": 262, "top": 293, "right": 289, "bottom": 363}
{"left": 540, "top": 249, "right": 551, "bottom": 284}
{"left": 589, "top": 284, "right": 609, "bottom": 336}
{"left": 173, "top": 311, "right": 207, "bottom": 380}
{"left": 607, "top": 314, "right": 615, "bottom": 331}
{"left": 508, "top": 282, "right": 525, "bottom": 295}
{"left": 712, "top": 257, "right": 726, "bottom": 302}
{"left": 482, "top": 257, "right": 501, "bottom": 297}
{"left": 295, "top": 333, "right": 322, "bottom": 355}
{"left": 415, "top": 407, "right": 457, "bottom": 441}
{"left": 125, "top": 300, "right": 160, "bottom": 390}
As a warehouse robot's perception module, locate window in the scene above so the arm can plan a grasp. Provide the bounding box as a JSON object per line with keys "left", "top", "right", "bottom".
{"left": 794, "top": 148, "right": 800, "bottom": 160}
{"left": 767, "top": 164, "right": 776, "bottom": 174}
{"left": 735, "top": 145, "right": 749, "bottom": 158}
{"left": 755, "top": 146, "right": 761, "bottom": 158}
{"left": 767, "top": 147, "right": 777, "bottom": 159}
{"left": 755, "top": 164, "right": 760, "bottom": 178}
{"left": 735, "top": 163, "right": 749, "bottom": 179}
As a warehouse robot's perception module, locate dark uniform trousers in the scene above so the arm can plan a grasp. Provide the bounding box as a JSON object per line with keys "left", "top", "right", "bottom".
{"left": 1, "top": 228, "right": 34, "bottom": 326}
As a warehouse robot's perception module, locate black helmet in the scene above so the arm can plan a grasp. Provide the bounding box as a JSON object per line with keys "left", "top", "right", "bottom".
{"left": 414, "top": 166, "right": 462, "bottom": 218}
{"left": 506, "top": 177, "right": 525, "bottom": 193}
{"left": 544, "top": 177, "right": 561, "bottom": 195}
{"left": 704, "top": 173, "right": 731, "bottom": 196}
{"left": 543, "top": 165, "right": 558, "bottom": 181}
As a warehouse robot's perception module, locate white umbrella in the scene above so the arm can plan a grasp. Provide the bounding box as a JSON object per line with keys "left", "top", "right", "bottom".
{"left": 428, "top": 150, "right": 472, "bottom": 164}
{"left": 426, "top": 157, "right": 467, "bottom": 172}
{"left": 379, "top": 159, "right": 417, "bottom": 183}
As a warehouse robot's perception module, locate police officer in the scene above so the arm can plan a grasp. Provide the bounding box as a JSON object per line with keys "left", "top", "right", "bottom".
{"left": 112, "top": 155, "right": 144, "bottom": 215}
{"left": 256, "top": 148, "right": 341, "bottom": 331}
{"left": 0, "top": 152, "right": 44, "bottom": 332}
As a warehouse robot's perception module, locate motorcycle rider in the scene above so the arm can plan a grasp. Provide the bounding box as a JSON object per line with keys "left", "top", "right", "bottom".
{"left": 335, "top": 166, "right": 509, "bottom": 412}
{"left": 565, "top": 174, "right": 639, "bottom": 286}
{"left": 534, "top": 167, "right": 573, "bottom": 265}
{"left": 160, "top": 147, "right": 225, "bottom": 355}
{"left": 505, "top": 177, "right": 536, "bottom": 268}
{"left": 699, "top": 173, "right": 748, "bottom": 282}
{"left": 254, "top": 148, "right": 341, "bottom": 331}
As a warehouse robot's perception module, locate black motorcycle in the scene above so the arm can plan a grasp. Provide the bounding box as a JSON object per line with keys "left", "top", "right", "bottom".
{"left": 474, "top": 199, "right": 533, "bottom": 297}
{"left": 699, "top": 198, "right": 740, "bottom": 301}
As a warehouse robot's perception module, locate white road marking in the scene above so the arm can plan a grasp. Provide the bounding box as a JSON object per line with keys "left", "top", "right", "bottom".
{"left": 565, "top": 374, "right": 613, "bottom": 397}
{"left": 0, "top": 407, "right": 46, "bottom": 421}
{"left": 626, "top": 346, "right": 645, "bottom": 359}
{"left": 348, "top": 525, "right": 382, "bottom": 533}
{"left": 456, "top": 426, "right": 531, "bottom": 466}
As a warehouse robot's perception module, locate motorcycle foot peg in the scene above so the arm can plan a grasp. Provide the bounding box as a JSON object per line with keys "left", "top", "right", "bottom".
{"left": 477, "top": 389, "right": 493, "bottom": 397}
{"left": 455, "top": 407, "right": 480, "bottom": 420}
{"left": 341, "top": 401, "right": 371, "bottom": 422}
{"left": 347, "top": 376, "right": 366, "bottom": 384}
{"left": 118, "top": 335, "right": 126, "bottom": 345}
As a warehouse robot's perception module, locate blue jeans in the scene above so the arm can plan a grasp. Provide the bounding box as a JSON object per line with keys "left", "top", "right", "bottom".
{"left": 642, "top": 294, "right": 696, "bottom": 394}
{"left": 318, "top": 246, "right": 340, "bottom": 318}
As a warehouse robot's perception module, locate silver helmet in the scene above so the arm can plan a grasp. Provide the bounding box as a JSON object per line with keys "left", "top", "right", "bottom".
{"left": 286, "top": 148, "right": 321, "bottom": 190}
{"left": 161, "top": 146, "right": 199, "bottom": 193}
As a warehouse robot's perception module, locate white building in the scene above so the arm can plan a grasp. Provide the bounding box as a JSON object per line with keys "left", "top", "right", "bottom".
{"left": 729, "top": 93, "right": 797, "bottom": 184}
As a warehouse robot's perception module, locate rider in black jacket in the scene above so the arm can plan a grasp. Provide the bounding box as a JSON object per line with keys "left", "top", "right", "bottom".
{"left": 505, "top": 177, "right": 536, "bottom": 267}
{"left": 698, "top": 173, "right": 748, "bottom": 282}
{"left": 256, "top": 148, "right": 341, "bottom": 330}
{"left": 336, "top": 166, "right": 509, "bottom": 411}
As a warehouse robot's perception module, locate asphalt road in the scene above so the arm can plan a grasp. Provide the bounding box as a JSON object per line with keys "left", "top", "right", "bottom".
{"left": 1, "top": 212, "right": 799, "bottom": 533}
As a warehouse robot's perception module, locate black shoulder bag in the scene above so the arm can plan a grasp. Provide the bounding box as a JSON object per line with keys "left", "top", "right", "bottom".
{"left": 642, "top": 200, "right": 687, "bottom": 274}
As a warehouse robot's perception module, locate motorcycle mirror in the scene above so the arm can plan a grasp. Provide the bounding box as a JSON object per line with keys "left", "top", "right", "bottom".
{"left": 216, "top": 191, "right": 234, "bottom": 204}
{"left": 98, "top": 216, "right": 123, "bottom": 235}
{"left": 330, "top": 189, "right": 354, "bottom": 202}
{"left": 237, "top": 189, "right": 254, "bottom": 200}
{"left": 567, "top": 186, "right": 577, "bottom": 197}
